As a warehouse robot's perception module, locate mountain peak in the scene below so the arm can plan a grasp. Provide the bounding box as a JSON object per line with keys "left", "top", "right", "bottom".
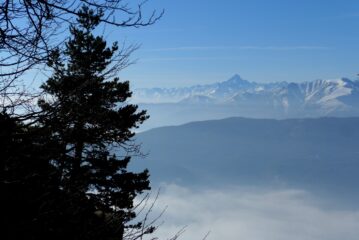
{"left": 328, "top": 78, "right": 352, "bottom": 85}
{"left": 220, "top": 74, "right": 251, "bottom": 87}
{"left": 226, "top": 74, "right": 244, "bottom": 83}
{"left": 230, "top": 73, "right": 241, "bottom": 79}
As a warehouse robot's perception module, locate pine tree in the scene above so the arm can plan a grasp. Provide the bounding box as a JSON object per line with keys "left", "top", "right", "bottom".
{"left": 38, "top": 6, "right": 151, "bottom": 239}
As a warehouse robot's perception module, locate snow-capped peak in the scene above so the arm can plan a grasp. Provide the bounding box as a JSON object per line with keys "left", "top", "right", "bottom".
{"left": 132, "top": 75, "right": 359, "bottom": 117}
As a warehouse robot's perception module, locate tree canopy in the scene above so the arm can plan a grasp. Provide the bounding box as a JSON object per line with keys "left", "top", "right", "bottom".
{"left": 2, "top": 5, "right": 156, "bottom": 240}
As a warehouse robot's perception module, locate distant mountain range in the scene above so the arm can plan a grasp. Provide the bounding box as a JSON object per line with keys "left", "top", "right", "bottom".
{"left": 133, "top": 75, "right": 359, "bottom": 130}
{"left": 134, "top": 117, "right": 359, "bottom": 203}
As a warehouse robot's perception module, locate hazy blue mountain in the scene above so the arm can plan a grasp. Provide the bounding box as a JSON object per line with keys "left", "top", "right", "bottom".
{"left": 134, "top": 75, "right": 359, "bottom": 130}
{"left": 134, "top": 117, "right": 359, "bottom": 201}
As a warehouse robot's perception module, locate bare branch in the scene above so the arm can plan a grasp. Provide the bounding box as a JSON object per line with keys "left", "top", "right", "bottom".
{"left": 0, "top": 0, "right": 163, "bottom": 111}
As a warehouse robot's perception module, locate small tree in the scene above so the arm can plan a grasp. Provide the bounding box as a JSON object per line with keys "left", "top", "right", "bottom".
{"left": 38, "top": 6, "right": 152, "bottom": 239}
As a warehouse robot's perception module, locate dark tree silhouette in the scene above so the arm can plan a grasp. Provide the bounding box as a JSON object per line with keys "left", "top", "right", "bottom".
{"left": 0, "top": 112, "right": 68, "bottom": 240}
{"left": 0, "top": 0, "right": 163, "bottom": 111}
{"left": 1, "top": 108, "right": 150, "bottom": 240}
{"left": 34, "top": 6, "right": 153, "bottom": 240}
{"left": 0, "top": 2, "right": 171, "bottom": 239}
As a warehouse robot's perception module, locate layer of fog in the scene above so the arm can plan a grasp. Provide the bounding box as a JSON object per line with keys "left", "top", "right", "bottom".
{"left": 141, "top": 184, "right": 359, "bottom": 240}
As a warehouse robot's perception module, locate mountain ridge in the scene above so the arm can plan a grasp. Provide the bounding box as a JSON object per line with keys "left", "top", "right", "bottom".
{"left": 133, "top": 75, "right": 359, "bottom": 130}
{"left": 133, "top": 74, "right": 359, "bottom": 105}
{"left": 134, "top": 117, "right": 359, "bottom": 202}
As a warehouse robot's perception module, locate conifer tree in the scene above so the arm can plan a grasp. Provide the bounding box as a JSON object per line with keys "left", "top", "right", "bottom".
{"left": 38, "top": 6, "right": 151, "bottom": 239}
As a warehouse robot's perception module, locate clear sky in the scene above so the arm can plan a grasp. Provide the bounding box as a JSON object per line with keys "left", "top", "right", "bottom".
{"left": 109, "top": 0, "right": 359, "bottom": 88}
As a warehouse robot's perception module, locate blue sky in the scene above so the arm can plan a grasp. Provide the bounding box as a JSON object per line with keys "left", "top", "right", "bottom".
{"left": 110, "top": 0, "right": 359, "bottom": 88}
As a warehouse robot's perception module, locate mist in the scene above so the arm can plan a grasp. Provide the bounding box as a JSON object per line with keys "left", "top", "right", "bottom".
{"left": 145, "top": 184, "right": 359, "bottom": 240}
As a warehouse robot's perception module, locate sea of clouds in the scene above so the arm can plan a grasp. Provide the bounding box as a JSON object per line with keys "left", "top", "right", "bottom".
{"left": 138, "top": 184, "right": 359, "bottom": 240}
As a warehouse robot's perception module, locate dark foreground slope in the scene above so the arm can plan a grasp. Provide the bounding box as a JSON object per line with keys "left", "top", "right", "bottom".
{"left": 134, "top": 117, "right": 359, "bottom": 200}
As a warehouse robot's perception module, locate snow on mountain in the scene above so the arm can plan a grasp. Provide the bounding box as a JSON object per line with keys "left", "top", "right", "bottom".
{"left": 133, "top": 74, "right": 256, "bottom": 103}
{"left": 133, "top": 75, "right": 359, "bottom": 116}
